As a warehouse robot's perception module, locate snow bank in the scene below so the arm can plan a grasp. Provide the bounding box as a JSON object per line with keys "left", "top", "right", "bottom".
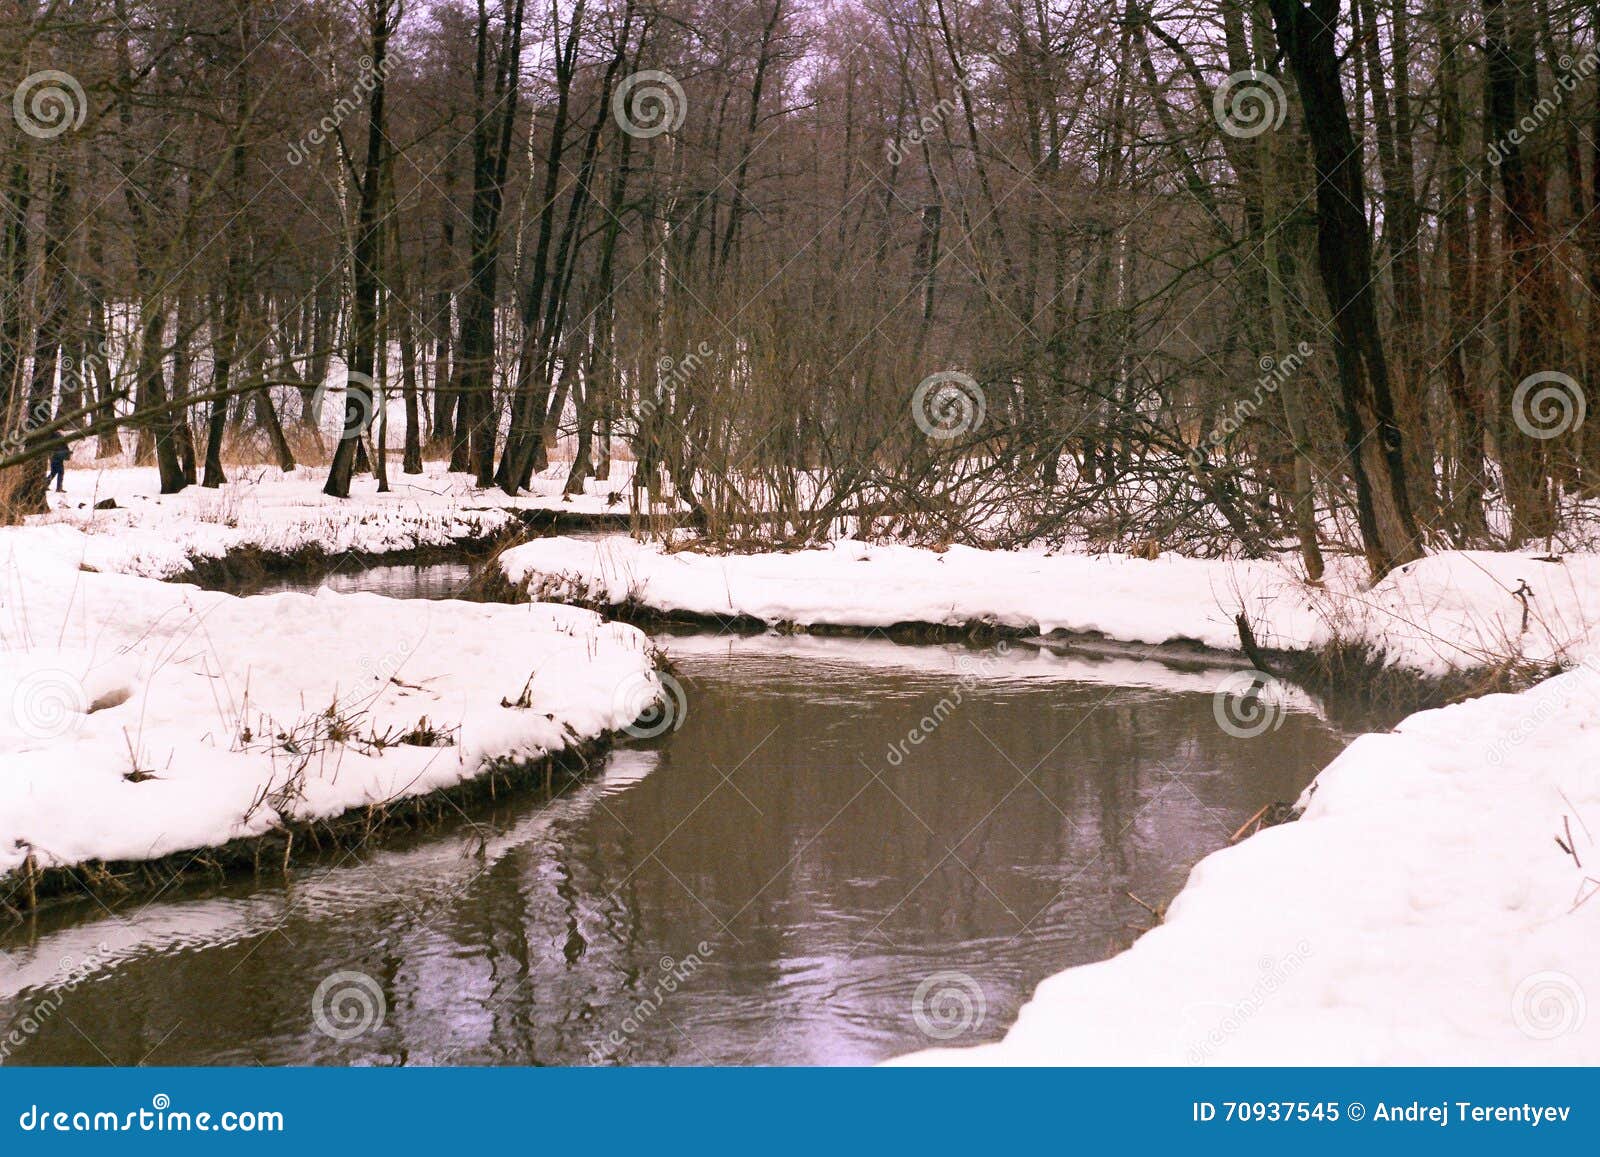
{"left": 0, "top": 525, "right": 661, "bottom": 881}
{"left": 894, "top": 666, "right": 1600, "bottom": 1064}
{"left": 502, "top": 537, "right": 1600, "bottom": 675}
{"left": 33, "top": 460, "right": 644, "bottom": 580}
{"left": 0, "top": 749, "right": 662, "bottom": 1001}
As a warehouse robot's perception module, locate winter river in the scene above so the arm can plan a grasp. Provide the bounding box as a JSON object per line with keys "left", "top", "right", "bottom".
{"left": 0, "top": 559, "right": 1347, "bottom": 1065}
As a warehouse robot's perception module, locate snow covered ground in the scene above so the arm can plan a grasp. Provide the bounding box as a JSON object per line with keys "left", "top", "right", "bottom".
{"left": 9, "top": 461, "right": 1598, "bottom": 1064}
{"left": 33, "top": 460, "right": 640, "bottom": 580}
{"left": 896, "top": 666, "right": 1600, "bottom": 1064}
{"left": 0, "top": 523, "right": 662, "bottom": 887}
{"left": 501, "top": 536, "right": 1600, "bottom": 675}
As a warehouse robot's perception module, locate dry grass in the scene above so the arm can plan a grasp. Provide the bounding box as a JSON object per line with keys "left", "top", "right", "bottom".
{"left": 219, "top": 423, "right": 330, "bottom": 468}
{"left": 0, "top": 465, "right": 29, "bottom": 526}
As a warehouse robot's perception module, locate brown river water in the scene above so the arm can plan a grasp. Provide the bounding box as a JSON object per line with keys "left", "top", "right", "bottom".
{"left": 0, "top": 562, "right": 1348, "bottom": 1065}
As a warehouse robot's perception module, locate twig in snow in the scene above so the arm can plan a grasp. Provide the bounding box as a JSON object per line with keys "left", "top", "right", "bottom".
{"left": 1556, "top": 816, "right": 1582, "bottom": 869}
{"left": 1231, "top": 802, "right": 1274, "bottom": 844}
{"left": 1126, "top": 891, "right": 1164, "bottom": 921}
{"left": 1558, "top": 790, "right": 1593, "bottom": 843}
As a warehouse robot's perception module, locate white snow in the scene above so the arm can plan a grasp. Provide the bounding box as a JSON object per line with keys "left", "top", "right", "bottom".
{"left": 895, "top": 667, "right": 1600, "bottom": 1064}
{"left": 0, "top": 523, "right": 662, "bottom": 881}
{"left": 11, "top": 461, "right": 1600, "bottom": 1065}
{"left": 33, "top": 460, "right": 641, "bottom": 580}
{"left": 501, "top": 536, "right": 1600, "bottom": 675}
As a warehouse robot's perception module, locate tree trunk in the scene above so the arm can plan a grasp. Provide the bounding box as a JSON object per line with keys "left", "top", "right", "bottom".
{"left": 1266, "top": 0, "right": 1423, "bottom": 580}
{"left": 325, "top": 1, "right": 394, "bottom": 498}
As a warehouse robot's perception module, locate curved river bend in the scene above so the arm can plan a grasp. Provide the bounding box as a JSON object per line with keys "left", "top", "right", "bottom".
{"left": 0, "top": 562, "right": 1347, "bottom": 1065}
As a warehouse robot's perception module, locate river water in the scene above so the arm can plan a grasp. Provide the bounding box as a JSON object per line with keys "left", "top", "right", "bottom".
{"left": 0, "top": 563, "right": 1348, "bottom": 1065}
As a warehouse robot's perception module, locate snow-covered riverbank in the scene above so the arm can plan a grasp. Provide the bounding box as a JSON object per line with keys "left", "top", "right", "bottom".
{"left": 895, "top": 665, "right": 1600, "bottom": 1064}
{"left": 10, "top": 471, "right": 1598, "bottom": 1063}
{"left": 33, "top": 461, "right": 640, "bottom": 581}
{"left": 500, "top": 535, "right": 1600, "bottom": 676}
{"left": 0, "top": 524, "right": 663, "bottom": 907}
{"left": 494, "top": 535, "right": 1598, "bottom": 1064}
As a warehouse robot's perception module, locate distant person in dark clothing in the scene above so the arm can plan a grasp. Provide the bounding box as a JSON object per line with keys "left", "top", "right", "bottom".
{"left": 46, "top": 437, "right": 70, "bottom": 493}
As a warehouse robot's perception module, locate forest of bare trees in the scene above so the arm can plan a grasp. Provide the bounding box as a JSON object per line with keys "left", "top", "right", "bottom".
{"left": 4, "top": 0, "right": 1600, "bottom": 581}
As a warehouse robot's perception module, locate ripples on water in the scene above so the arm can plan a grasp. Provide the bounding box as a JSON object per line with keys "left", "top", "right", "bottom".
{"left": 0, "top": 567, "right": 1348, "bottom": 1066}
